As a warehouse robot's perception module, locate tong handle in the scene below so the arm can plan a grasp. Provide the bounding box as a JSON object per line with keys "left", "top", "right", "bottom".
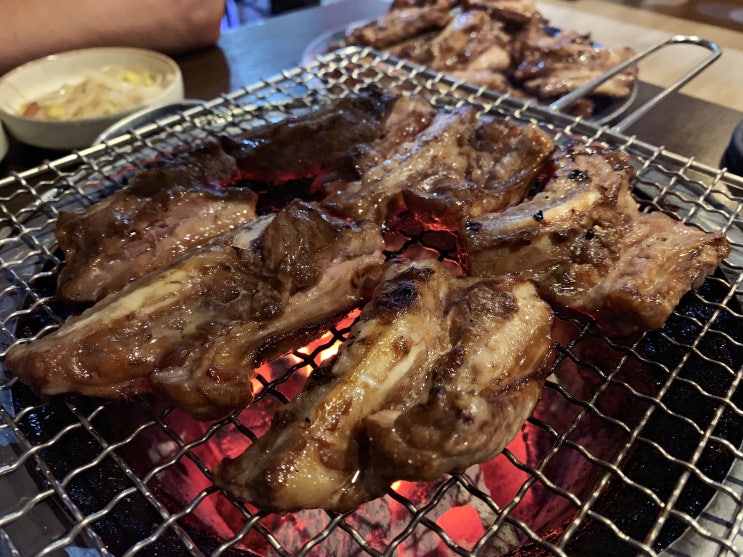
{"left": 549, "top": 35, "right": 722, "bottom": 133}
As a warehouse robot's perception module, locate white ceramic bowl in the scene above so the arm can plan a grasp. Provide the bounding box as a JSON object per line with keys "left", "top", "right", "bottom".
{"left": 0, "top": 47, "right": 184, "bottom": 150}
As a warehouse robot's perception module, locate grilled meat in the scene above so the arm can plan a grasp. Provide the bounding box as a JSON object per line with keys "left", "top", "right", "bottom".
{"left": 323, "top": 106, "right": 482, "bottom": 222}
{"left": 324, "top": 108, "right": 553, "bottom": 227}
{"left": 447, "top": 69, "right": 514, "bottom": 93}
{"left": 5, "top": 88, "right": 734, "bottom": 521}
{"left": 399, "top": 10, "right": 512, "bottom": 73}
{"left": 56, "top": 141, "right": 252, "bottom": 303}
{"left": 402, "top": 118, "right": 554, "bottom": 229}
{"left": 383, "top": 10, "right": 515, "bottom": 91}
{"left": 461, "top": 0, "right": 539, "bottom": 26}
{"left": 340, "top": 1, "right": 636, "bottom": 117}
{"left": 461, "top": 145, "right": 731, "bottom": 335}
{"left": 345, "top": 3, "right": 452, "bottom": 49}
{"left": 55, "top": 93, "right": 432, "bottom": 306}
{"left": 215, "top": 259, "right": 554, "bottom": 511}
{"left": 513, "top": 26, "right": 637, "bottom": 100}
{"left": 5, "top": 201, "right": 385, "bottom": 420}
{"left": 219, "top": 93, "right": 411, "bottom": 185}
{"left": 340, "top": 94, "right": 438, "bottom": 178}
{"left": 364, "top": 272, "right": 553, "bottom": 482}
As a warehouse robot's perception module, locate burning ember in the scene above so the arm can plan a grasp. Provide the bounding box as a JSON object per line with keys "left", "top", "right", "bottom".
{"left": 108, "top": 316, "right": 661, "bottom": 556}
{"left": 250, "top": 310, "right": 361, "bottom": 402}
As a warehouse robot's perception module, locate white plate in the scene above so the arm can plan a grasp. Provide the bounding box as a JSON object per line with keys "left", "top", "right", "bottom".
{"left": 301, "top": 21, "right": 367, "bottom": 66}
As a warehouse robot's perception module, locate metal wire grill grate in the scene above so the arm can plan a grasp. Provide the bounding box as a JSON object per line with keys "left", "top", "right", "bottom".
{"left": 0, "top": 48, "right": 742, "bottom": 557}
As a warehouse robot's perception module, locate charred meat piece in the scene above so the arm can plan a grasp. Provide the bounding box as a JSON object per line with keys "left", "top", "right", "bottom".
{"left": 219, "top": 93, "right": 404, "bottom": 184}
{"left": 216, "top": 259, "right": 454, "bottom": 511}
{"left": 336, "top": 0, "right": 635, "bottom": 117}
{"left": 461, "top": 0, "right": 539, "bottom": 26}
{"left": 403, "top": 118, "right": 554, "bottom": 229}
{"left": 513, "top": 27, "right": 637, "bottom": 102}
{"left": 215, "top": 259, "right": 554, "bottom": 511}
{"left": 56, "top": 141, "right": 253, "bottom": 303}
{"left": 364, "top": 272, "right": 553, "bottom": 483}
{"left": 385, "top": 29, "right": 441, "bottom": 65}
{"left": 345, "top": 3, "right": 452, "bottom": 49}
{"left": 396, "top": 10, "right": 512, "bottom": 73}
{"left": 323, "top": 106, "right": 483, "bottom": 222}
{"left": 325, "top": 108, "right": 553, "bottom": 226}
{"left": 306, "top": 94, "right": 438, "bottom": 201}
{"left": 338, "top": 94, "right": 438, "bottom": 179}
{"left": 5, "top": 201, "right": 385, "bottom": 420}
{"left": 461, "top": 145, "right": 731, "bottom": 335}
{"left": 584, "top": 210, "right": 731, "bottom": 335}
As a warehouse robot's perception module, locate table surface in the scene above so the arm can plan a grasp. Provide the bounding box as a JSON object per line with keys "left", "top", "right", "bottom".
{"left": 2, "top": 0, "right": 742, "bottom": 176}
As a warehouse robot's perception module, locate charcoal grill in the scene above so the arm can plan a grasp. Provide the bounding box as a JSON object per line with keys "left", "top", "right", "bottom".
{"left": 0, "top": 46, "right": 742, "bottom": 557}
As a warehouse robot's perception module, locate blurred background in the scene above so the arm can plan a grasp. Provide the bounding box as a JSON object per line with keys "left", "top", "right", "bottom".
{"left": 223, "top": 0, "right": 323, "bottom": 27}
{"left": 221, "top": 0, "right": 743, "bottom": 31}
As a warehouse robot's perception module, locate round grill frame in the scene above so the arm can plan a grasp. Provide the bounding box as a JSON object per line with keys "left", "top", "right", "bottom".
{"left": 0, "top": 48, "right": 742, "bottom": 557}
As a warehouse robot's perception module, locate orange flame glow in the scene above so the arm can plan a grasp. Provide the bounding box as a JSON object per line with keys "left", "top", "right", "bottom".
{"left": 251, "top": 309, "right": 361, "bottom": 396}
{"left": 436, "top": 505, "right": 486, "bottom": 549}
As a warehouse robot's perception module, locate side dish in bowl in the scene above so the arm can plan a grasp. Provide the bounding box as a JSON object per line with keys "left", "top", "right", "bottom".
{"left": 0, "top": 47, "right": 184, "bottom": 150}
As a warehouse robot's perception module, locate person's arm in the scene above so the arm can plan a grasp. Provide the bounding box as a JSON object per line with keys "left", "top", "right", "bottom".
{"left": 0, "top": 0, "right": 225, "bottom": 75}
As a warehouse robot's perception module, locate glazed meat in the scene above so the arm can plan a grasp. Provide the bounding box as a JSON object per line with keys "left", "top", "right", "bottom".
{"left": 461, "top": 0, "right": 539, "bottom": 25}
{"left": 399, "top": 10, "right": 512, "bottom": 73}
{"left": 59, "top": 93, "right": 429, "bottom": 305}
{"left": 56, "top": 141, "right": 253, "bottom": 302}
{"left": 447, "top": 69, "right": 514, "bottom": 93}
{"left": 323, "top": 106, "right": 482, "bottom": 222}
{"left": 339, "top": 1, "right": 637, "bottom": 118}
{"left": 324, "top": 107, "right": 553, "bottom": 227}
{"left": 513, "top": 27, "right": 637, "bottom": 100}
{"left": 336, "top": 94, "right": 437, "bottom": 179}
{"left": 5, "top": 201, "right": 385, "bottom": 419}
{"left": 384, "top": 10, "right": 516, "bottom": 92}
{"left": 345, "top": 3, "right": 452, "bottom": 49}
{"left": 220, "top": 93, "right": 413, "bottom": 185}
{"left": 461, "top": 145, "right": 731, "bottom": 335}
{"left": 402, "top": 118, "right": 554, "bottom": 229}
{"left": 215, "top": 259, "right": 554, "bottom": 511}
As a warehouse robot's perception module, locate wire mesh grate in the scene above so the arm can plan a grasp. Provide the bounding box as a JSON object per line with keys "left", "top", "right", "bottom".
{"left": 0, "top": 47, "right": 742, "bottom": 556}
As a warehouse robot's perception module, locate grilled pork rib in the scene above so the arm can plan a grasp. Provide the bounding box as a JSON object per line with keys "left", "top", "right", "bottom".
{"left": 461, "top": 145, "right": 731, "bottom": 335}
{"left": 341, "top": 0, "right": 637, "bottom": 117}
{"left": 323, "top": 107, "right": 483, "bottom": 222}
{"left": 345, "top": 2, "right": 452, "bottom": 49}
{"left": 512, "top": 24, "right": 637, "bottom": 101}
{"left": 402, "top": 118, "right": 554, "bottom": 229}
{"left": 56, "top": 93, "right": 435, "bottom": 305}
{"left": 5, "top": 201, "right": 385, "bottom": 420}
{"left": 324, "top": 107, "right": 554, "bottom": 228}
{"left": 56, "top": 141, "right": 253, "bottom": 303}
{"left": 215, "top": 259, "right": 554, "bottom": 511}
{"left": 220, "top": 94, "right": 402, "bottom": 184}
{"left": 393, "top": 10, "right": 512, "bottom": 74}
{"left": 461, "top": 0, "right": 539, "bottom": 25}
